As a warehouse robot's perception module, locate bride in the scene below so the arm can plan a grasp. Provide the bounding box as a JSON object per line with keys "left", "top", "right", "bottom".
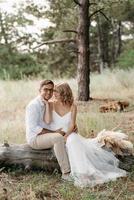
{"left": 44, "top": 82, "right": 133, "bottom": 187}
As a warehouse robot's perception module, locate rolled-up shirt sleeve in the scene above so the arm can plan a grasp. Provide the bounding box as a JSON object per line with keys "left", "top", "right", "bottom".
{"left": 25, "top": 103, "right": 43, "bottom": 141}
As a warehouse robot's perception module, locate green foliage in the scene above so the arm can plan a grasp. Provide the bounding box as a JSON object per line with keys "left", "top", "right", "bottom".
{"left": 41, "top": 44, "right": 77, "bottom": 79}
{"left": 0, "top": 0, "right": 134, "bottom": 79}
{"left": 40, "top": 0, "right": 78, "bottom": 78}
{"left": 0, "top": 46, "right": 42, "bottom": 79}
{"left": 117, "top": 49, "right": 134, "bottom": 69}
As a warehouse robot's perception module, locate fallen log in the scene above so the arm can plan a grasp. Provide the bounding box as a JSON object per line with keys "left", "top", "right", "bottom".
{"left": 0, "top": 143, "right": 133, "bottom": 172}
{"left": 0, "top": 143, "right": 60, "bottom": 172}
{"left": 118, "top": 155, "right": 134, "bottom": 171}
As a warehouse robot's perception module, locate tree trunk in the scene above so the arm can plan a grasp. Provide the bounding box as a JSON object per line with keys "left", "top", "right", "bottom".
{"left": 77, "top": 0, "right": 90, "bottom": 101}
{"left": 97, "top": 15, "right": 104, "bottom": 73}
{"left": 0, "top": 143, "right": 59, "bottom": 172}
{"left": 0, "top": 13, "right": 12, "bottom": 54}
{"left": 116, "top": 20, "right": 122, "bottom": 56}
{"left": 111, "top": 19, "right": 117, "bottom": 65}
{"left": 97, "top": 15, "right": 110, "bottom": 73}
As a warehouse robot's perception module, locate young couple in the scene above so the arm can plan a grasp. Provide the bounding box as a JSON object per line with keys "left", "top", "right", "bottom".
{"left": 25, "top": 80, "right": 132, "bottom": 187}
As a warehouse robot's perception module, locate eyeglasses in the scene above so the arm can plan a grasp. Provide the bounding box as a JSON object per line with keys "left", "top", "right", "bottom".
{"left": 43, "top": 88, "right": 54, "bottom": 93}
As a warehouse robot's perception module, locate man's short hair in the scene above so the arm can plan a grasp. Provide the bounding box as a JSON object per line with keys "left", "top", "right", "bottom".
{"left": 39, "top": 80, "right": 54, "bottom": 90}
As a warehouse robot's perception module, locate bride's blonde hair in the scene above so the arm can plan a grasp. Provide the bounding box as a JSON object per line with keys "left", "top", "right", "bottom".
{"left": 55, "top": 83, "right": 74, "bottom": 106}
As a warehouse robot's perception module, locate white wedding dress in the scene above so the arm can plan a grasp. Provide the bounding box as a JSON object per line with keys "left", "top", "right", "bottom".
{"left": 49, "top": 110, "right": 132, "bottom": 187}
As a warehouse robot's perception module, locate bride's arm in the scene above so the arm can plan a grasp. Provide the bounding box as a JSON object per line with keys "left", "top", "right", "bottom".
{"left": 43, "top": 101, "right": 53, "bottom": 124}
{"left": 65, "top": 104, "right": 77, "bottom": 138}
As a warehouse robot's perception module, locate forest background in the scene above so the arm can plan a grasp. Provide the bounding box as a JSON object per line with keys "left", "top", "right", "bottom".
{"left": 0, "top": 0, "right": 134, "bottom": 80}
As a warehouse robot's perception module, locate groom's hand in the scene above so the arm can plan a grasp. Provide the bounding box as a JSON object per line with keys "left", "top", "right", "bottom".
{"left": 55, "top": 128, "right": 66, "bottom": 136}
{"left": 59, "top": 131, "right": 66, "bottom": 136}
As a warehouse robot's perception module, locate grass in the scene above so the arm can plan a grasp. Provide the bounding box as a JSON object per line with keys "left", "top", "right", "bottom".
{"left": 90, "top": 68, "right": 134, "bottom": 102}
{"left": 0, "top": 69, "right": 134, "bottom": 199}
{"left": 0, "top": 172, "right": 134, "bottom": 200}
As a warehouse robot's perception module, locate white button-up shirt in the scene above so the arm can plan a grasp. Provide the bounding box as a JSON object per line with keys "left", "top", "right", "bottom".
{"left": 25, "top": 95, "right": 49, "bottom": 144}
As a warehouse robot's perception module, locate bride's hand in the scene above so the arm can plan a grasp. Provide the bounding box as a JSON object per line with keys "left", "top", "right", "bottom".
{"left": 73, "top": 124, "right": 78, "bottom": 133}
{"left": 55, "top": 128, "right": 62, "bottom": 132}
{"left": 41, "top": 98, "right": 49, "bottom": 105}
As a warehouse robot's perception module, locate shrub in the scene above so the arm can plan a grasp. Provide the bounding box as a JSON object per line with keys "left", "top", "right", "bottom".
{"left": 0, "top": 49, "right": 43, "bottom": 79}
{"left": 117, "top": 49, "right": 134, "bottom": 69}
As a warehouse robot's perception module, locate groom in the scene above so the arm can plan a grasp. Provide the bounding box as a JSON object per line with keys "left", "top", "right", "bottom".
{"left": 25, "top": 80, "right": 71, "bottom": 180}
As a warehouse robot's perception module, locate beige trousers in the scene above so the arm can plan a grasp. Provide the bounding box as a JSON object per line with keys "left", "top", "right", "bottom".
{"left": 30, "top": 133, "right": 70, "bottom": 174}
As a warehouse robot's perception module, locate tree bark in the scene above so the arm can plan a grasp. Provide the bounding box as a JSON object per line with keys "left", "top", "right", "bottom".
{"left": 77, "top": 0, "right": 90, "bottom": 101}
{"left": 97, "top": 15, "right": 104, "bottom": 73}
{"left": 0, "top": 143, "right": 59, "bottom": 172}
{"left": 116, "top": 20, "right": 122, "bottom": 56}
{"left": 111, "top": 19, "right": 117, "bottom": 65}
{"left": 97, "top": 15, "right": 110, "bottom": 73}
{"left": 0, "top": 13, "right": 12, "bottom": 54}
